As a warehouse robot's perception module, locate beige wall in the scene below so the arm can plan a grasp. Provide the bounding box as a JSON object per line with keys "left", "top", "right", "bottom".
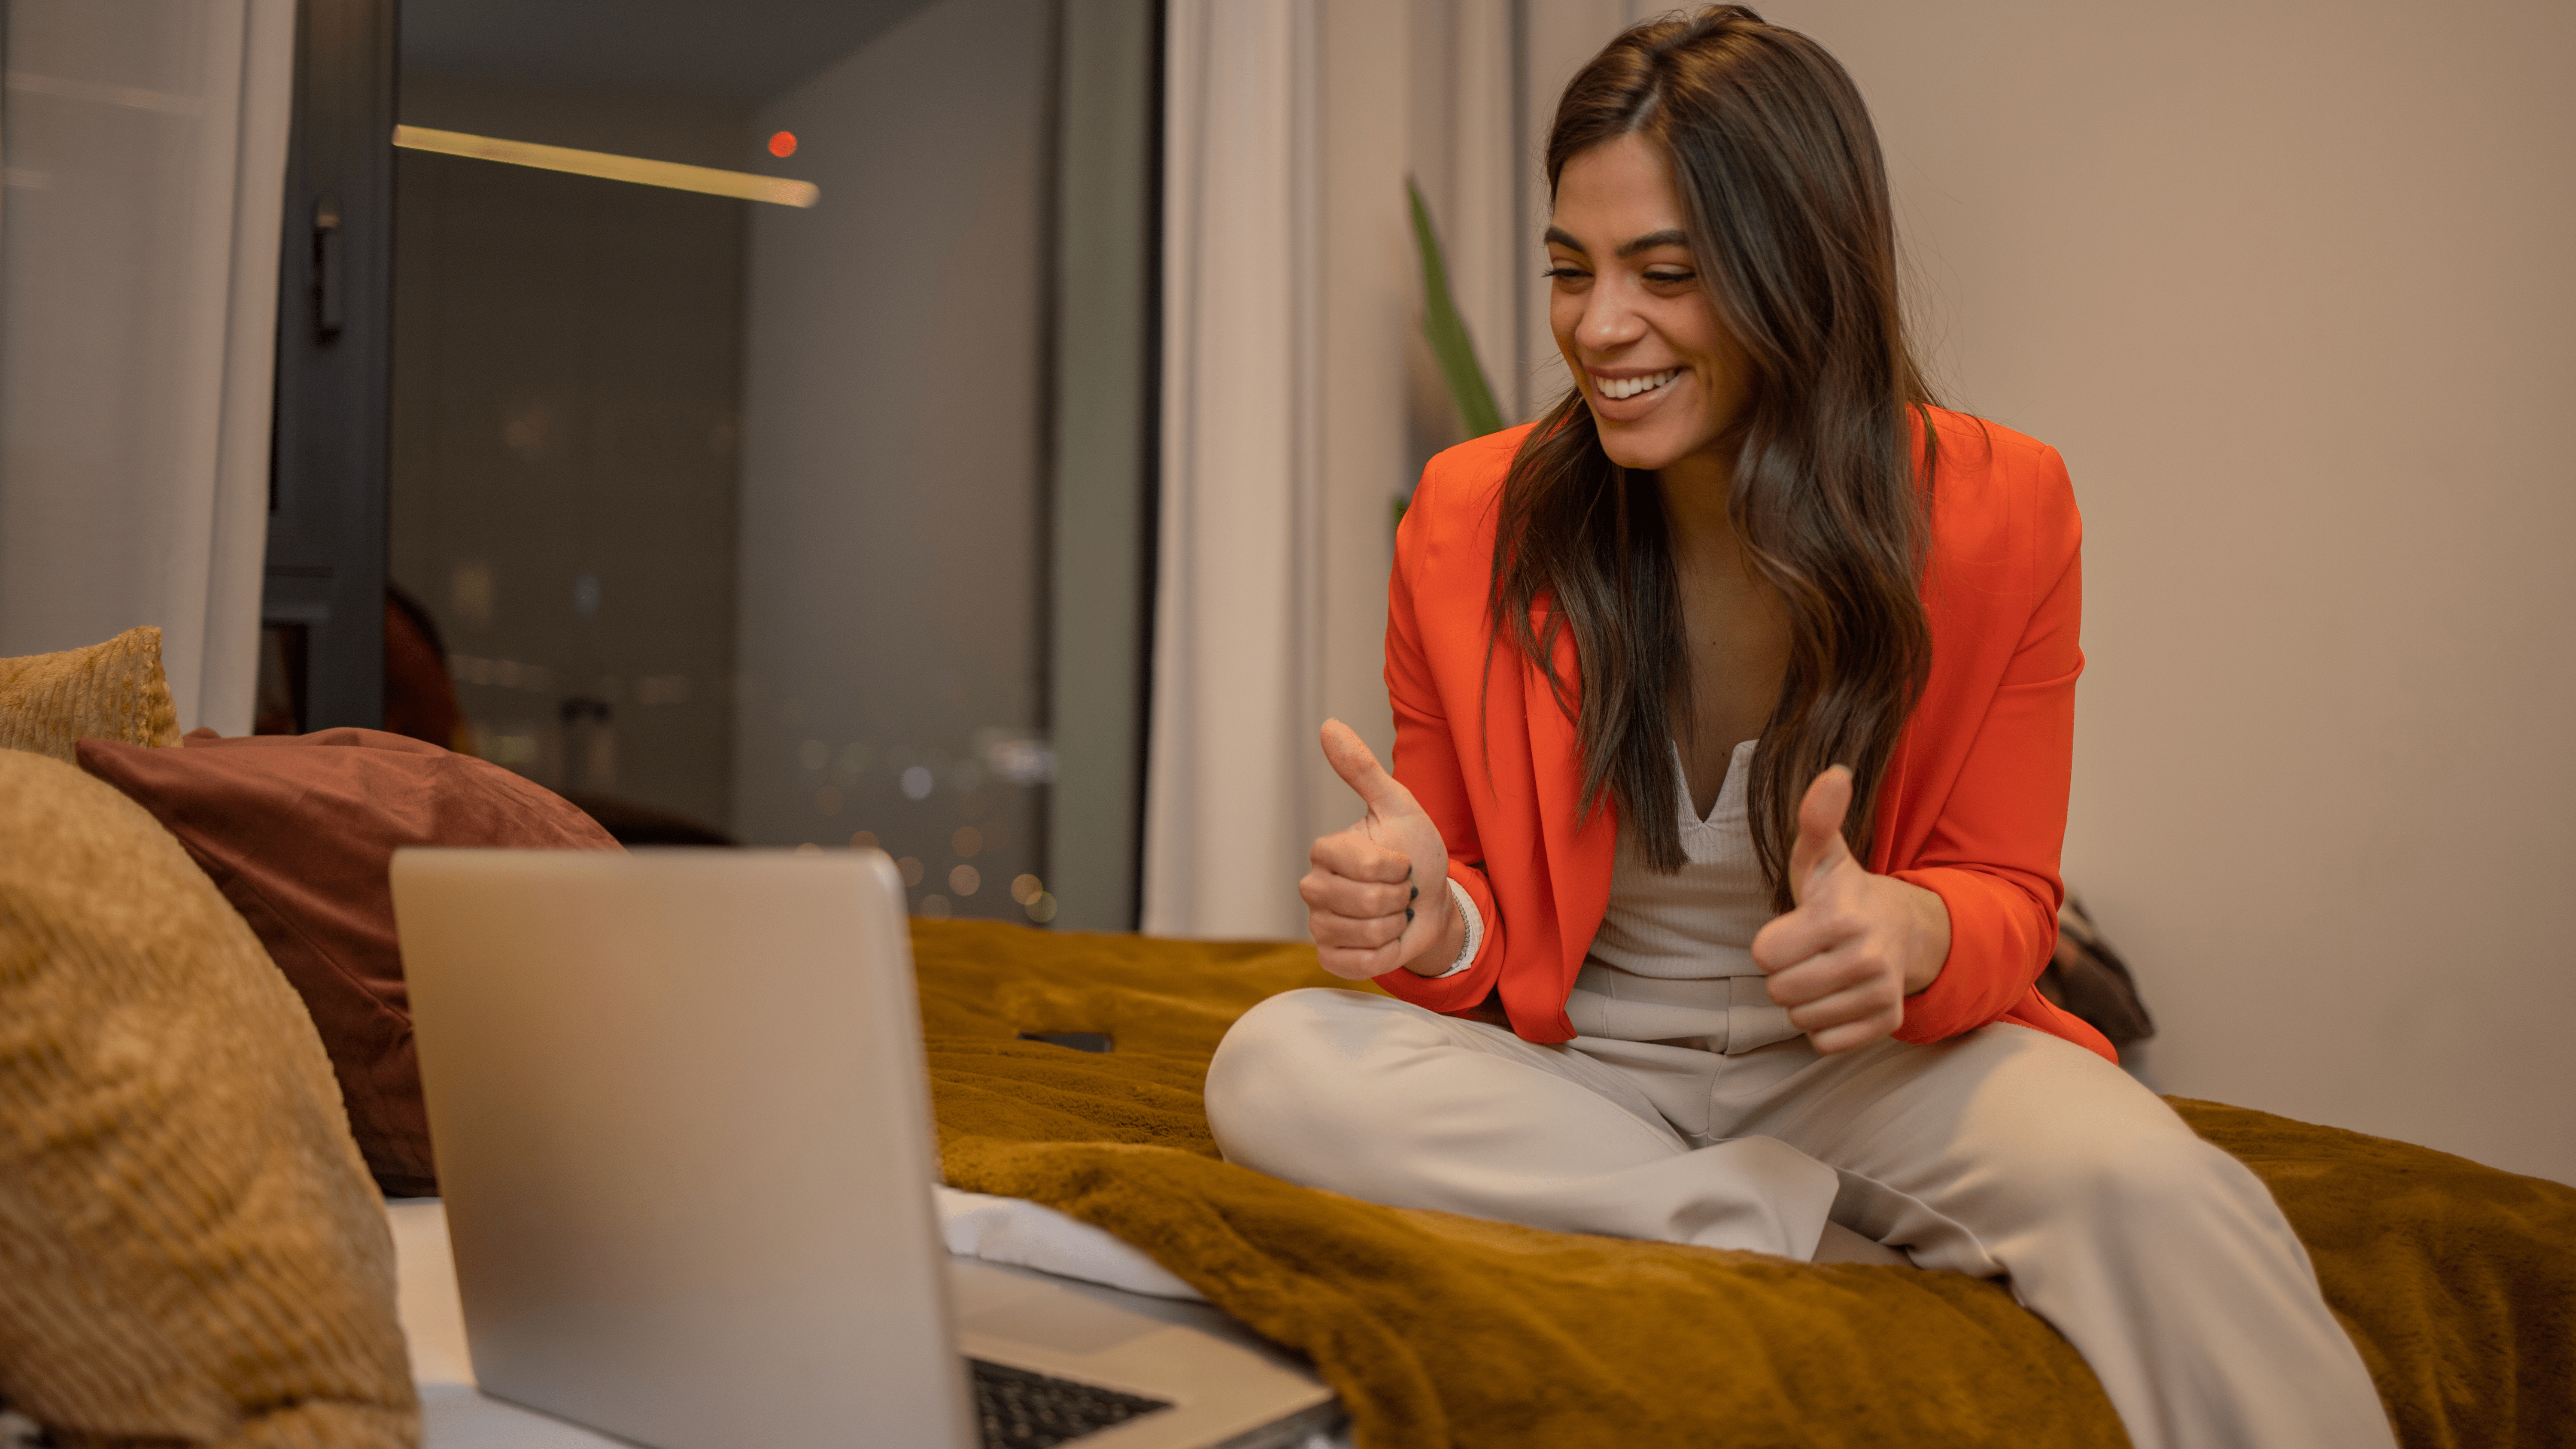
{"left": 1740, "top": 0, "right": 2576, "bottom": 1184}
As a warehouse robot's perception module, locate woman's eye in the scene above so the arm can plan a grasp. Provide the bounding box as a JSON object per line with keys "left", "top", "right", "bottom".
{"left": 1543, "top": 265, "right": 1589, "bottom": 280}
{"left": 1643, "top": 270, "right": 1695, "bottom": 285}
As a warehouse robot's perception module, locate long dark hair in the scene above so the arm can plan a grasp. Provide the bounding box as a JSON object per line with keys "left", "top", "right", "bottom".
{"left": 1492, "top": 6, "right": 1936, "bottom": 908}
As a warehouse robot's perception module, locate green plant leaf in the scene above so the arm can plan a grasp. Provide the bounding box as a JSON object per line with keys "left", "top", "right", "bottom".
{"left": 1408, "top": 179, "right": 1505, "bottom": 442}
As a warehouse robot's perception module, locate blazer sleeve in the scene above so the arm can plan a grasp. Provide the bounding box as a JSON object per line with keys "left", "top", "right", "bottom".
{"left": 1372, "top": 464, "right": 1507, "bottom": 1012}
{"left": 1888, "top": 447, "right": 2083, "bottom": 1044}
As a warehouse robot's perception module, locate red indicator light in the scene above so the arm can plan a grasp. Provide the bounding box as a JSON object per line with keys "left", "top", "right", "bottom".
{"left": 767, "top": 131, "right": 798, "bottom": 158}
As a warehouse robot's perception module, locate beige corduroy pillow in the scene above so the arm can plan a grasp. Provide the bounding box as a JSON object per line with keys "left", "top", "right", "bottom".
{"left": 0, "top": 626, "right": 183, "bottom": 763}
{"left": 0, "top": 748, "right": 418, "bottom": 1447}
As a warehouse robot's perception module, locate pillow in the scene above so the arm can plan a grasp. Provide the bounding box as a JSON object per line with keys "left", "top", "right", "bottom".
{"left": 0, "top": 625, "right": 182, "bottom": 763}
{"left": 77, "top": 728, "right": 622, "bottom": 1195}
{"left": 0, "top": 748, "right": 417, "bottom": 1446}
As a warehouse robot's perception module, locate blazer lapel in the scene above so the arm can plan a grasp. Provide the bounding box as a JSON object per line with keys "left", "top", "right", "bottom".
{"left": 1522, "top": 601, "right": 1615, "bottom": 1036}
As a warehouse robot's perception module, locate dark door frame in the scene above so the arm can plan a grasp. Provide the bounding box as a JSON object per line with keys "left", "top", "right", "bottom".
{"left": 264, "top": 0, "right": 396, "bottom": 731}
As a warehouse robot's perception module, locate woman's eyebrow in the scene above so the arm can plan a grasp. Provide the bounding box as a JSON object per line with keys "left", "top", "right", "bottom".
{"left": 1540, "top": 226, "right": 1690, "bottom": 257}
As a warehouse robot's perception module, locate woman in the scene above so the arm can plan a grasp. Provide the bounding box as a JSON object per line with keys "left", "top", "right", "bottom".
{"left": 1203, "top": 10, "right": 2396, "bottom": 1447}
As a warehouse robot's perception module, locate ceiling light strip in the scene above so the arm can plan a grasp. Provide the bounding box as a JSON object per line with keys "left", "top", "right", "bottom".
{"left": 391, "top": 125, "right": 819, "bottom": 208}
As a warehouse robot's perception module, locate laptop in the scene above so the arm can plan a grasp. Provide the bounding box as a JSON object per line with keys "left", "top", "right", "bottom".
{"left": 389, "top": 847, "right": 1339, "bottom": 1449}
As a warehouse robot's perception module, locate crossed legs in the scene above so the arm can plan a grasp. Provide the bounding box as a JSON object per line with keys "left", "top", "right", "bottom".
{"left": 1205, "top": 988, "right": 2396, "bottom": 1449}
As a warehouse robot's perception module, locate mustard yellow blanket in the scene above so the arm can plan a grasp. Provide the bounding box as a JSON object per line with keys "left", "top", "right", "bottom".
{"left": 914, "top": 920, "right": 2575, "bottom": 1449}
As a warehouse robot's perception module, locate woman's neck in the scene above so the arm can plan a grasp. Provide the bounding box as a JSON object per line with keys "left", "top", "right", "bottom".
{"left": 1655, "top": 443, "right": 1789, "bottom": 807}
{"left": 1655, "top": 448, "right": 1738, "bottom": 568}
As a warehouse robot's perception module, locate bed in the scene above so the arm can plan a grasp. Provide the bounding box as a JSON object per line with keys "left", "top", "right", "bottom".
{"left": 911, "top": 920, "right": 2576, "bottom": 1449}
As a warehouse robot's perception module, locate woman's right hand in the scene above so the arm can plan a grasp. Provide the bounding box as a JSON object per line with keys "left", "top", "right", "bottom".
{"left": 1300, "top": 720, "right": 1462, "bottom": 979}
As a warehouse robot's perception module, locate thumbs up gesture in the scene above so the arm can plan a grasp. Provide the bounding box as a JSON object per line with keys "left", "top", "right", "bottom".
{"left": 1749, "top": 765, "right": 1953, "bottom": 1054}
{"left": 1300, "top": 720, "right": 1459, "bottom": 979}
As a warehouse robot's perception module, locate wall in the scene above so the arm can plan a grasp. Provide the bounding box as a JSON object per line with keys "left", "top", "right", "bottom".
{"left": 735, "top": 0, "right": 1054, "bottom": 918}
{"left": 389, "top": 75, "right": 747, "bottom": 828}
{"left": 1732, "top": 0, "right": 2576, "bottom": 1186}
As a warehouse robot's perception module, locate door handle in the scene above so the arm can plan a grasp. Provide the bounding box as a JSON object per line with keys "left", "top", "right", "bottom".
{"left": 313, "top": 194, "right": 345, "bottom": 339}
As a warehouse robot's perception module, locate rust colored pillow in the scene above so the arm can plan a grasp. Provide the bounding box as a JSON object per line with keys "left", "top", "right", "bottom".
{"left": 76, "top": 728, "right": 620, "bottom": 1195}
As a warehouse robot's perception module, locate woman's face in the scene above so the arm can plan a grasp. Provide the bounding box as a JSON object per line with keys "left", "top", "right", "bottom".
{"left": 1546, "top": 132, "right": 1754, "bottom": 475}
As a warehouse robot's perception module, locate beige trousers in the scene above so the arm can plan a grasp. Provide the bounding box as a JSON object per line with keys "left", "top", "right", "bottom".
{"left": 1204, "top": 988, "right": 2396, "bottom": 1449}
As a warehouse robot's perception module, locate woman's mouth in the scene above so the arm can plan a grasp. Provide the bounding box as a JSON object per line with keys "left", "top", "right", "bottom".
{"left": 1592, "top": 368, "right": 1680, "bottom": 401}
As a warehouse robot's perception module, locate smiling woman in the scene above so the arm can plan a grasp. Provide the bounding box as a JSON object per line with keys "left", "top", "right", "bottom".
{"left": 1209, "top": 9, "right": 2403, "bottom": 1449}
{"left": 1516, "top": 58, "right": 1930, "bottom": 898}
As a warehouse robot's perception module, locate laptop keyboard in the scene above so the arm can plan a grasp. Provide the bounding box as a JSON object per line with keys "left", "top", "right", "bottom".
{"left": 970, "top": 1358, "right": 1172, "bottom": 1449}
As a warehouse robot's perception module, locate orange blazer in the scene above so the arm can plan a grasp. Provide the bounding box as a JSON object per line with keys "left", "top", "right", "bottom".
{"left": 1375, "top": 409, "right": 2114, "bottom": 1063}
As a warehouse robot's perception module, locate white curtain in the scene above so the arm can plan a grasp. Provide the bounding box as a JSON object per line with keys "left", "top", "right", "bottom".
{"left": 1141, "top": 0, "right": 1661, "bottom": 938}
{"left": 1143, "top": 0, "right": 1411, "bottom": 938}
{"left": 1143, "top": 0, "right": 1320, "bottom": 938}
{"left": 0, "top": 0, "right": 295, "bottom": 734}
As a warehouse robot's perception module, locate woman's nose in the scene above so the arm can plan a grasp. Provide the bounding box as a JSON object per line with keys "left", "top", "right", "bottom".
{"left": 1577, "top": 288, "right": 1646, "bottom": 350}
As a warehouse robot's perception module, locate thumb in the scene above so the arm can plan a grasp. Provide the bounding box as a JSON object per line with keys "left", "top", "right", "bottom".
{"left": 1788, "top": 765, "right": 1856, "bottom": 904}
{"left": 1320, "top": 719, "right": 1417, "bottom": 819}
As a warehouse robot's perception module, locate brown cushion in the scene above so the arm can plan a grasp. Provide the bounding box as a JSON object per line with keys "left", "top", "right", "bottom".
{"left": 76, "top": 727, "right": 622, "bottom": 1194}
{"left": 0, "top": 747, "right": 417, "bottom": 1446}
{"left": 0, "top": 626, "right": 182, "bottom": 763}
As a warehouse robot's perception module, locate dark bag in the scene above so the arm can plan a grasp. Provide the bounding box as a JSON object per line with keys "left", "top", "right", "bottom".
{"left": 2036, "top": 892, "right": 2155, "bottom": 1050}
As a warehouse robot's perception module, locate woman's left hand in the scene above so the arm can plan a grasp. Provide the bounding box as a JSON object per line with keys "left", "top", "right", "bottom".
{"left": 1750, "top": 765, "right": 1952, "bottom": 1054}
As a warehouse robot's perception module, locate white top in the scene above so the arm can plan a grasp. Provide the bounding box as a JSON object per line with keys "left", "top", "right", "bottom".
{"left": 1568, "top": 740, "right": 1803, "bottom": 1052}
{"left": 1430, "top": 738, "right": 1801, "bottom": 1053}
{"left": 1586, "top": 739, "right": 1771, "bottom": 979}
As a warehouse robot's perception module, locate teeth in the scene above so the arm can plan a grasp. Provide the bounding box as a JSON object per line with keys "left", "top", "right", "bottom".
{"left": 1597, "top": 369, "right": 1678, "bottom": 400}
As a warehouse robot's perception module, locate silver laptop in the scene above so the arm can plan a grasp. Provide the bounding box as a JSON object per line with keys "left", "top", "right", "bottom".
{"left": 389, "top": 847, "right": 1338, "bottom": 1449}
